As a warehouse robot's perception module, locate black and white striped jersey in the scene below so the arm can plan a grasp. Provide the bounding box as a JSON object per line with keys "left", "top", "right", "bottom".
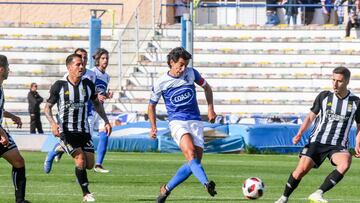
{"left": 0, "top": 87, "right": 4, "bottom": 125}
{"left": 47, "top": 77, "right": 96, "bottom": 133}
{"left": 310, "top": 90, "right": 360, "bottom": 147}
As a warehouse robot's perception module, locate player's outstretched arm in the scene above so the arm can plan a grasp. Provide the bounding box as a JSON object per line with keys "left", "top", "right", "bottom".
{"left": 355, "top": 123, "right": 360, "bottom": 158}
{"left": 3, "top": 111, "right": 22, "bottom": 128}
{"left": 202, "top": 83, "right": 216, "bottom": 123}
{"left": 148, "top": 103, "right": 157, "bottom": 139}
{"left": 293, "top": 111, "right": 317, "bottom": 144}
{"left": 92, "top": 97, "right": 112, "bottom": 136}
{"left": 44, "top": 102, "right": 60, "bottom": 137}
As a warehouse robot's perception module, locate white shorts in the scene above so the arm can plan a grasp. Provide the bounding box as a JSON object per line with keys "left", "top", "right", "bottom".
{"left": 169, "top": 120, "right": 204, "bottom": 148}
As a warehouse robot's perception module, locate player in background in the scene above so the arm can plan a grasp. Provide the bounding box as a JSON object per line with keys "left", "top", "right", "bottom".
{"left": 43, "top": 48, "right": 97, "bottom": 173}
{"left": 0, "top": 55, "right": 30, "bottom": 203}
{"left": 148, "top": 47, "right": 217, "bottom": 203}
{"left": 89, "top": 48, "right": 113, "bottom": 173}
{"left": 275, "top": 67, "right": 360, "bottom": 203}
{"left": 44, "top": 53, "right": 111, "bottom": 202}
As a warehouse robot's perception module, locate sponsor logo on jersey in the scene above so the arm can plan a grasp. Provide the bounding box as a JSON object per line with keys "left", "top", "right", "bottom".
{"left": 327, "top": 102, "right": 332, "bottom": 106}
{"left": 347, "top": 103, "right": 353, "bottom": 112}
{"left": 326, "top": 109, "right": 349, "bottom": 122}
{"left": 170, "top": 88, "right": 194, "bottom": 106}
{"left": 65, "top": 90, "right": 70, "bottom": 95}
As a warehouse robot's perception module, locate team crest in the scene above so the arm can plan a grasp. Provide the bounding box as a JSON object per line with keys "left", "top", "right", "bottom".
{"left": 65, "top": 90, "right": 70, "bottom": 95}
{"left": 327, "top": 102, "right": 332, "bottom": 107}
{"left": 347, "top": 103, "right": 353, "bottom": 112}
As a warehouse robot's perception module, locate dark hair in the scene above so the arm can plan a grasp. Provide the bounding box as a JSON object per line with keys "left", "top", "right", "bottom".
{"left": 166, "top": 47, "right": 192, "bottom": 68}
{"left": 30, "top": 82, "right": 37, "bottom": 89}
{"left": 74, "top": 48, "right": 87, "bottom": 54}
{"left": 0, "top": 54, "right": 9, "bottom": 69}
{"left": 66, "top": 54, "right": 82, "bottom": 66}
{"left": 92, "top": 48, "right": 109, "bottom": 67}
{"left": 333, "top": 66, "right": 351, "bottom": 81}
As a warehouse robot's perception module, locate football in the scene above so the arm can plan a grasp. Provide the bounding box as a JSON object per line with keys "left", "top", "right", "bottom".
{"left": 242, "top": 177, "right": 265, "bottom": 199}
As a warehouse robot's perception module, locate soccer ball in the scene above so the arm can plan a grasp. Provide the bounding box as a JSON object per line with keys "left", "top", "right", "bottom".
{"left": 242, "top": 177, "right": 265, "bottom": 199}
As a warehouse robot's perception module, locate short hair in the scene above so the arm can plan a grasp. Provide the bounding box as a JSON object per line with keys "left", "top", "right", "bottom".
{"left": 166, "top": 47, "right": 192, "bottom": 68}
{"left": 92, "top": 48, "right": 109, "bottom": 67}
{"left": 66, "top": 54, "right": 82, "bottom": 67}
{"left": 30, "top": 82, "right": 37, "bottom": 88}
{"left": 74, "top": 48, "right": 87, "bottom": 54}
{"left": 333, "top": 66, "right": 351, "bottom": 81}
{"left": 0, "top": 54, "right": 9, "bottom": 69}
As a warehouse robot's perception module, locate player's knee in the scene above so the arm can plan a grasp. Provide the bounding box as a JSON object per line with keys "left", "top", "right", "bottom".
{"left": 293, "top": 167, "right": 308, "bottom": 178}
{"left": 337, "top": 162, "right": 351, "bottom": 173}
{"left": 12, "top": 155, "right": 25, "bottom": 168}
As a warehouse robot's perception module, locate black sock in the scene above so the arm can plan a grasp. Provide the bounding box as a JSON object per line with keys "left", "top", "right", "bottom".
{"left": 319, "top": 169, "right": 343, "bottom": 193}
{"left": 75, "top": 167, "right": 90, "bottom": 195}
{"left": 283, "top": 174, "right": 301, "bottom": 197}
{"left": 12, "top": 167, "right": 26, "bottom": 203}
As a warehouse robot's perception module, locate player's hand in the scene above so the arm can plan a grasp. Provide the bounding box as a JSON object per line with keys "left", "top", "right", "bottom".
{"left": 104, "top": 122, "right": 112, "bottom": 136}
{"left": 355, "top": 145, "right": 360, "bottom": 158}
{"left": 208, "top": 111, "right": 217, "bottom": 123}
{"left": 107, "top": 90, "right": 114, "bottom": 99}
{"left": 292, "top": 134, "right": 301, "bottom": 145}
{"left": 97, "top": 94, "right": 107, "bottom": 103}
{"left": 11, "top": 115, "right": 22, "bottom": 128}
{"left": 51, "top": 123, "right": 60, "bottom": 137}
{"left": 149, "top": 128, "right": 157, "bottom": 139}
{"left": 0, "top": 128, "right": 9, "bottom": 146}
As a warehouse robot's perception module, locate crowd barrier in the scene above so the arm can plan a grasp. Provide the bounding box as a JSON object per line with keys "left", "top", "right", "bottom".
{"left": 12, "top": 121, "right": 357, "bottom": 154}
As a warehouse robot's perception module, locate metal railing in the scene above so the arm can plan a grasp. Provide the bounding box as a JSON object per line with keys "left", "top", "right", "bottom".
{"left": 161, "top": 2, "right": 353, "bottom": 26}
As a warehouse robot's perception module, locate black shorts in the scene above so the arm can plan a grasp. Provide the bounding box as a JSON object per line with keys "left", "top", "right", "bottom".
{"left": 59, "top": 132, "right": 94, "bottom": 155}
{"left": 300, "top": 142, "right": 349, "bottom": 168}
{"left": 0, "top": 130, "right": 17, "bottom": 157}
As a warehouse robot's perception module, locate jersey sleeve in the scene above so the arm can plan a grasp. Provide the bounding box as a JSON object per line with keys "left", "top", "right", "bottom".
{"left": 310, "top": 91, "right": 328, "bottom": 114}
{"left": 149, "top": 82, "right": 162, "bottom": 104}
{"left": 354, "top": 100, "right": 360, "bottom": 123}
{"left": 193, "top": 68, "right": 207, "bottom": 87}
{"left": 47, "top": 81, "right": 61, "bottom": 104}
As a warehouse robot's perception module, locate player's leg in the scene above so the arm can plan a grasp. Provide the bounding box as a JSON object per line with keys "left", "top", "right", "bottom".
{"left": 94, "top": 113, "right": 110, "bottom": 173}
{"left": 2, "top": 148, "right": 28, "bottom": 203}
{"left": 94, "top": 129, "right": 109, "bottom": 173}
{"left": 72, "top": 148, "right": 94, "bottom": 201}
{"left": 309, "top": 151, "right": 351, "bottom": 203}
{"left": 44, "top": 142, "right": 64, "bottom": 173}
{"left": 275, "top": 156, "right": 314, "bottom": 203}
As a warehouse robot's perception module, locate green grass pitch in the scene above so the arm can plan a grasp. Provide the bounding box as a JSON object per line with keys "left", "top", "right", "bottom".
{"left": 1, "top": 152, "right": 360, "bottom": 203}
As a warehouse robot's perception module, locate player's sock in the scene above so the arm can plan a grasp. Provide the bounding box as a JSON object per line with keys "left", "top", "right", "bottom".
{"left": 12, "top": 166, "right": 26, "bottom": 203}
{"left": 166, "top": 163, "right": 192, "bottom": 191}
{"left": 188, "top": 159, "right": 208, "bottom": 186}
{"left": 283, "top": 174, "right": 301, "bottom": 197}
{"left": 96, "top": 131, "right": 108, "bottom": 165}
{"left": 319, "top": 169, "right": 343, "bottom": 193}
{"left": 75, "top": 167, "right": 90, "bottom": 195}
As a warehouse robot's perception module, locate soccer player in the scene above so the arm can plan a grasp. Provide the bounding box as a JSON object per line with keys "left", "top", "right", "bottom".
{"left": 275, "top": 66, "right": 360, "bottom": 203}
{"left": 44, "top": 53, "right": 111, "bottom": 202}
{"left": 43, "top": 48, "right": 97, "bottom": 173}
{"left": 89, "top": 48, "right": 113, "bottom": 173}
{"left": 0, "top": 55, "right": 30, "bottom": 203}
{"left": 148, "top": 47, "right": 217, "bottom": 203}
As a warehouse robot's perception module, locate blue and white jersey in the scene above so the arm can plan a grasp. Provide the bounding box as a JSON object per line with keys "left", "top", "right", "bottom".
{"left": 149, "top": 68, "right": 206, "bottom": 121}
{"left": 90, "top": 67, "right": 110, "bottom": 96}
